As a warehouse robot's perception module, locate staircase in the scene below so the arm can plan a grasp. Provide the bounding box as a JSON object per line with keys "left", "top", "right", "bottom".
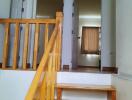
{"left": 56, "top": 72, "right": 116, "bottom": 100}
{"left": 0, "top": 71, "right": 116, "bottom": 100}
{"left": 0, "top": 12, "right": 116, "bottom": 100}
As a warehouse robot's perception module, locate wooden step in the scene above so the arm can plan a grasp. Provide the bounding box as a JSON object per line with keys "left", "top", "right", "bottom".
{"left": 56, "top": 83, "right": 116, "bottom": 100}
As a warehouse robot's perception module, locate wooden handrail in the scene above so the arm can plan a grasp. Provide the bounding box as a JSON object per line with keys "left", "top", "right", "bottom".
{"left": 0, "top": 19, "right": 56, "bottom": 24}
{"left": 25, "top": 12, "right": 63, "bottom": 100}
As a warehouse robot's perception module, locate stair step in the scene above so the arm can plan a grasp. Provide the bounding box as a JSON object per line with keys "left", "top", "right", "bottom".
{"left": 57, "top": 83, "right": 115, "bottom": 91}
{"left": 56, "top": 83, "right": 116, "bottom": 100}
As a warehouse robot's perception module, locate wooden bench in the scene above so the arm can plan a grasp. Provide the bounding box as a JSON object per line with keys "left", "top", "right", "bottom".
{"left": 56, "top": 83, "right": 116, "bottom": 100}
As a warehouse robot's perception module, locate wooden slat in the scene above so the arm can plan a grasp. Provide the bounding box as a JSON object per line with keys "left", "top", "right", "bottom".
{"left": 0, "top": 19, "right": 56, "bottom": 24}
{"left": 44, "top": 24, "right": 49, "bottom": 49}
{"left": 33, "top": 23, "right": 40, "bottom": 70}
{"left": 22, "top": 23, "right": 29, "bottom": 69}
{"left": 13, "top": 23, "right": 20, "bottom": 69}
{"left": 2, "top": 23, "right": 10, "bottom": 69}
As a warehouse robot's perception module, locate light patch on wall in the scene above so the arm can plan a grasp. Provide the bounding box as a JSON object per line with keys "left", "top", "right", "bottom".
{"left": 79, "top": 15, "right": 101, "bottom": 19}
{"left": 86, "top": 54, "right": 99, "bottom": 59}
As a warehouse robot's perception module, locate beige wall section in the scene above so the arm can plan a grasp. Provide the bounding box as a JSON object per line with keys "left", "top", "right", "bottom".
{"left": 116, "top": 0, "right": 132, "bottom": 74}
{"left": 112, "top": 76, "right": 132, "bottom": 100}
{"left": 77, "top": 18, "right": 101, "bottom": 66}
{"left": 113, "top": 0, "right": 132, "bottom": 100}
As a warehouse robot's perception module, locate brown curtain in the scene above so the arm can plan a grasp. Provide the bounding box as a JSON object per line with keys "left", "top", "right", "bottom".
{"left": 81, "top": 27, "right": 99, "bottom": 54}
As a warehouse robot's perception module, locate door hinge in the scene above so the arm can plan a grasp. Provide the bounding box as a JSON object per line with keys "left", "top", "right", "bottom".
{"left": 21, "top": 8, "right": 24, "bottom": 12}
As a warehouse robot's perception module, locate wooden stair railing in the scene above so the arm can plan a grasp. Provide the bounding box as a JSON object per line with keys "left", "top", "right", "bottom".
{"left": 25, "top": 12, "right": 63, "bottom": 100}
{"left": 0, "top": 12, "right": 62, "bottom": 71}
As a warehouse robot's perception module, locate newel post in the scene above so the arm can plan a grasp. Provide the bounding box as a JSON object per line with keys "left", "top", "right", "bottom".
{"left": 56, "top": 12, "right": 63, "bottom": 71}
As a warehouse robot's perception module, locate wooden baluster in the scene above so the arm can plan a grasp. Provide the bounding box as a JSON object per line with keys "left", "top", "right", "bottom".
{"left": 2, "top": 23, "right": 10, "bottom": 69}
{"left": 13, "top": 23, "right": 20, "bottom": 69}
{"left": 44, "top": 24, "right": 49, "bottom": 49}
{"left": 33, "top": 23, "right": 39, "bottom": 70}
{"left": 22, "top": 23, "right": 29, "bottom": 70}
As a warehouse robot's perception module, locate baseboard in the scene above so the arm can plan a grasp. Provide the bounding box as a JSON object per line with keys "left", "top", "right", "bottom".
{"left": 0, "top": 63, "right": 31, "bottom": 69}
{"left": 63, "top": 65, "right": 70, "bottom": 70}
{"left": 102, "top": 67, "right": 118, "bottom": 74}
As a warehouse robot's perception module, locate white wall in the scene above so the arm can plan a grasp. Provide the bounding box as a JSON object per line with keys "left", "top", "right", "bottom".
{"left": 0, "top": 0, "right": 11, "bottom": 63}
{"left": 0, "top": 70, "right": 35, "bottom": 100}
{"left": 78, "top": 18, "right": 101, "bottom": 66}
{"left": 101, "top": 0, "right": 116, "bottom": 68}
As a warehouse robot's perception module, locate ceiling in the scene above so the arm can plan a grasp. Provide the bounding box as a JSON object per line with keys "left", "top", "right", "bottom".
{"left": 77, "top": 0, "right": 101, "bottom": 17}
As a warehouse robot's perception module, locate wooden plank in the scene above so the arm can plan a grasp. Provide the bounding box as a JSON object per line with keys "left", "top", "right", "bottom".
{"left": 2, "top": 23, "right": 10, "bottom": 69}
{"left": 22, "top": 23, "right": 29, "bottom": 69}
{"left": 13, "top": 23, "right": 20, "bottom": 69}
{"left": 0, "top": 19, "right": 56, "bottom": 24}
{"left": 33, "top": 23, "right": 40, "bottom": 70}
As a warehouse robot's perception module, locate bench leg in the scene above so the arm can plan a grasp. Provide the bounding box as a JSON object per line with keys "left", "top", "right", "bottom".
{"left": 107, "top": 91, "right": 116, "bottom": 100}
{"left": 57, "top": 88, "right": 62, "bottom": 100}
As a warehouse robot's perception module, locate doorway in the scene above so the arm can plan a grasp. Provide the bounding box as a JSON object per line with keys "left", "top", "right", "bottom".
{"left": 75, "top": 0, "right": 101, "bottom": 72}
